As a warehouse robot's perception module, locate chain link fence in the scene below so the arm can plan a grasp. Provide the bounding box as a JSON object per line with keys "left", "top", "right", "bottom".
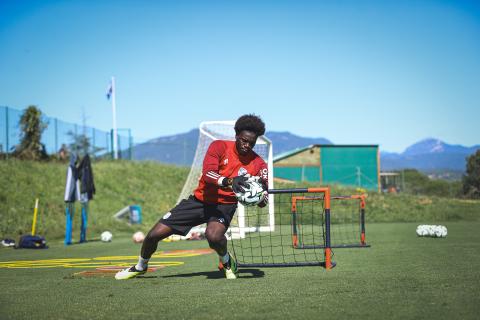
{"left": 0, "top": 106, "right": 133, "bottom": 159}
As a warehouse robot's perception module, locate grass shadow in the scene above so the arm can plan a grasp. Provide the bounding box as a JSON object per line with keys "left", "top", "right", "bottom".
{"left": 158, "top": 268, "right": 265, "bottom": 280}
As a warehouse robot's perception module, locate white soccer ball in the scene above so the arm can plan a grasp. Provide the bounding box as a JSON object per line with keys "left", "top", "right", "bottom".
{"left": 235, "top": 177, "right": 266, "bottom": 206}
{"left": 132, "top": 231, "right": 145, "bottom": 243}
{"left": 439, "top": 226, "right": 448, "bottom": 237}
{"left": 101, "top": 231, "right": 113, "bottom": 242}
{"left": 416, "top": 225, "right": 424, "bottom": 236}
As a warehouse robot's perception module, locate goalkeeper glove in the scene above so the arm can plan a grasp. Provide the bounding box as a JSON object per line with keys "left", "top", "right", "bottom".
{"left": 222, "top": 175, "right": 249, "bottom": 193}
{"left": 257, "top": 177, "right": 268, "bottom": 190}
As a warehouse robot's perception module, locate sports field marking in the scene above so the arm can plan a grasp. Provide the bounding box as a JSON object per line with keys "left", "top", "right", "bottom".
{"left": 0, "top": 248, "right": 214, "bottom": 269}
{"left": 71, "top": 265, "right": 165, "bottom": 277}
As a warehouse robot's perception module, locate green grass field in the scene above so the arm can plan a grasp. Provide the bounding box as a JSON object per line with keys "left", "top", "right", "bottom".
{"left": 1, "top": 221, "right": 479, "bottom": 320}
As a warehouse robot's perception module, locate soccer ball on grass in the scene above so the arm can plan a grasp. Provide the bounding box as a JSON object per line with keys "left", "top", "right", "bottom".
{"left": 132, "top": 231, "right": 145, "bottom": 243}
{"left": 101, "top": 231, "right": 113, "bottom": 242}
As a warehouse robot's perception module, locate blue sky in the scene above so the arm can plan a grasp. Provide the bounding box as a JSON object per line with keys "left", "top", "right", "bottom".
{"left": 1, "top": 0, "right": 479, "bottom": 152}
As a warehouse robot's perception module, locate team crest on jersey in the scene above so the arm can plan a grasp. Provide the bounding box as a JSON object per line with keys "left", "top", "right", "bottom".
{"left": 238, "top": 167, "right": 248, "bottom": 176}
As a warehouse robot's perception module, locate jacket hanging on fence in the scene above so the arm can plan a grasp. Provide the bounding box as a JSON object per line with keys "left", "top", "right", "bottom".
{"left": 64, "top": 154, "right": 80, "bottom": 203}
{"left": 63, "top": 154, "right": 96, "bottom": 203}
{"left": 78, "top": 154, "right": 96, "bottom": 201}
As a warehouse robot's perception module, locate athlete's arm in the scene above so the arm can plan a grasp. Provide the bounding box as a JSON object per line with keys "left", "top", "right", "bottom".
{"left": 202, "top": 141, "right": 227, "bottom": 186}
{"left": 202, "top": 141, "right": 249, "bottom": 192}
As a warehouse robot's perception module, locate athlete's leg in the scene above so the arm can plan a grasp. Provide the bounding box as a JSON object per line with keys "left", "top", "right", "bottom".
{"left": 115, "top": 221, "right": 174, "bottom": 280}
{"left": 205, "top": 220, "right": 228, "bottom": 256}
{"left": 141, "top": 221, "right": 174, "bottom": 259}
{"left": 205, "top": 220, "right": 238, "bottom": 279}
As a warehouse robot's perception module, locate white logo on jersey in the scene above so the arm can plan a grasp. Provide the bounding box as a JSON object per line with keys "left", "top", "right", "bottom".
{"left": 238, "top": 167, "right": 248, "bottom": 176}
{"left": 224, "top": 158, "right": 228, "bottom": 165}
{"left": 163, "top": 212, "right": 171, "bottom": 220}
{"left": 261, "top": 168, "right": 268, "bottom": 180}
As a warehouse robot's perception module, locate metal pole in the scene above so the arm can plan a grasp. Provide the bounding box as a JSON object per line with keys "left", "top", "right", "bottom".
{"left": 110, "top": 129, "right": 114, "bottom": 158}
{"left": 111, "top": 76, "right": 118, "bottom": 159}
{"left": 5, "top": 106, "right": 9, "bottom": 158}
{"left": 54, "top": 118, "right": 58, "bottom": 153}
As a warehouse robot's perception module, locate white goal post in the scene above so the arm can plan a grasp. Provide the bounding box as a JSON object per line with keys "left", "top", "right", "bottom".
{"left": 174, "top": 120, "right": 274, "bottom": 239}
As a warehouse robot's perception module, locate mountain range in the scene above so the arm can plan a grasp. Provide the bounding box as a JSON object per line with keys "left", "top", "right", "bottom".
{"left": 130, "top": 130, "right": 479, "bottom": 173}
{"left": 380, "top": 138, "right": 479, "bottom": 172}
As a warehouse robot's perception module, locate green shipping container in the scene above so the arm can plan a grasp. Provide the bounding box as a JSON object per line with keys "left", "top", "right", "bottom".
{"left": 273, "top": 145, "right": 379, "bottom": 191}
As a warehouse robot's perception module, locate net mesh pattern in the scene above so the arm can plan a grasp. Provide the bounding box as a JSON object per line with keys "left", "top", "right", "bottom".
{"left": 330, "top": 196, "right": 366, "bottom": 247}
{"left": 295, "top": 196, "right": 367, "bottom": 249}
{"left": 228, "top": 190, "right": 327, "bottom": 267}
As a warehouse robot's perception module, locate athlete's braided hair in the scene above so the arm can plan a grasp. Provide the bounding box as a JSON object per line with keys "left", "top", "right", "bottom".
{"left": 234, "top": 114, "right": 266, "bottom": 136}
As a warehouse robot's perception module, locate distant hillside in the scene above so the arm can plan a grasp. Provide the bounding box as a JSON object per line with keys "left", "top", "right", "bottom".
{"left": 132, "top": 129, "right": 198, "bottom": 166}
{"left": 132, "top": 130, "right": 332, "bottom": 165}
{"left": 264, "top": 131, "right": 332, "bottom": 154}
{"left": 0, "top": 160, "right": 189, "bottom": 239}
{"left": 132, "top": 131, "right": 478, "bottom": 174}
{"left": 381, "top": 138, "right": 480, "bottom": 172}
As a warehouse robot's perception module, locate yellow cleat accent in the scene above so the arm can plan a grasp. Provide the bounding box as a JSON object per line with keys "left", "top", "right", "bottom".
{"left": 114, "top": 266, "right": 147, "bottom": 280}
{"left": 222, "top": 253, "right": 238, "bottom": 279}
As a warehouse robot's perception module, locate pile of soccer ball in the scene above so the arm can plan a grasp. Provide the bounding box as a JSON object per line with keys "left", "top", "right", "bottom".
{"left": 416, "top": 225, "right": 447, "bottom": 238}
{"left": 235, "top": 175, "right": 266, "bottom": 206}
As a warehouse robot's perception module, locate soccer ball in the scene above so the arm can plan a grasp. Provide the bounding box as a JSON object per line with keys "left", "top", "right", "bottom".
{"left": 235, "top": 177, "right": 266, "bottom": 206}
{"left": 101, "top": 231, "right": 113, "bottom": 242}
{"left": 132, "top": 231, "right": 145, "bottom": 243}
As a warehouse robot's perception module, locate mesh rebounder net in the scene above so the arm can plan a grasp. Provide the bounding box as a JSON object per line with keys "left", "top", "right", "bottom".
{"left": 228, "top": 190, "right": 329, "bottom": 267}
{"left": 294, "top": 195, "right": 368, "bottom": 248}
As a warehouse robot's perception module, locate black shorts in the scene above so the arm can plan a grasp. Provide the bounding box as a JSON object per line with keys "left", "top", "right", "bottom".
{"left": 160, "top": 195, "right": 237, "bottom": 236}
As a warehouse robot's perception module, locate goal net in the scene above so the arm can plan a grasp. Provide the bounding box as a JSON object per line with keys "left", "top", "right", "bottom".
{"left": 292, "top": 194, "right": 369, "bottom": 249}
{"left": 175, "top": 121, "right": 274, "bottom": 239}
{"left": 228, "top": 187, "right": 335, "bottom": 269}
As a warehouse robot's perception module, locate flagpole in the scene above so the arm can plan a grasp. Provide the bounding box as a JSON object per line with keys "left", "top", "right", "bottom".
{"left": 111, "top": 76, "right": 118, "bottom": 159}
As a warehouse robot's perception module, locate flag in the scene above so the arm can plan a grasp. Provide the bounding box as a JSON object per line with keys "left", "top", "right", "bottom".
{"left": 106, "top": 81, "right": 113, "bottom": 100}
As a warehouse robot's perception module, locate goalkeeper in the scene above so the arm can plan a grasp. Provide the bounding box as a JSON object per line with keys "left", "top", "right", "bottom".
{"left": 116, "top": 114, "right": 268, "bottom": 280}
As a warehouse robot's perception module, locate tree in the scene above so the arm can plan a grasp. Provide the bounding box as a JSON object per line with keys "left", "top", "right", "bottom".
{"left": 463, "top": 150, "right": 480, "bottom": 198}
{"left": 68, "top": 131, "right": 91, "bottom": 156}
{"left": 13, "top": 105, "right": 48, "bottom": 160}
{"left": 67, "top": 131, "right": 104, "bottom": 158}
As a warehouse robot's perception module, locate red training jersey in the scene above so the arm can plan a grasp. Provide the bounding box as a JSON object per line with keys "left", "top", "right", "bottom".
{"left": 194, "top": 140, "right": 268, "bottom": 204}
